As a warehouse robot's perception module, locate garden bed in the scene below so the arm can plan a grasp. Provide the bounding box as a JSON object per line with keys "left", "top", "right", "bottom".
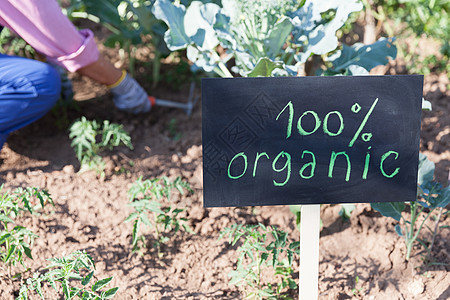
{"left": 0, "top": 27, "right": 449, "bottom": 300}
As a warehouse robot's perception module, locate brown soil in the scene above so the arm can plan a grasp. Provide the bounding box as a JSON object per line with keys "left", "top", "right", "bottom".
{"left": 0, "top": 30, "right": 449, "bottom": 300}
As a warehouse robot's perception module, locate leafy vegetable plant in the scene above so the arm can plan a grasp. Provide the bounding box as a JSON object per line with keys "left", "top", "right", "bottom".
{"left": 371, "top": 154, "right": 450, "bottom": 261}
{"left": 17, "top": 250, "right": 119, "bottom": 300}
{"left": 126, "top": 176, "right": 193, "bottom": 256}
{"left": 0, "top": 186, "right": 53, "bottom": 277}
{"left": 69, "top": 117, "right": 133, "bottom": 175}
{"left": 153, "top": 0, "right": 396, "bottom": 77}
{"left": 220, "top": 223, "right": 300, "bottom": 299}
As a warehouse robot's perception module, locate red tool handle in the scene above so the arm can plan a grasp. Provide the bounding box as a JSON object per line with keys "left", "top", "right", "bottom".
{"left": 148, "top": 96, "right": 156, "bottom": 106}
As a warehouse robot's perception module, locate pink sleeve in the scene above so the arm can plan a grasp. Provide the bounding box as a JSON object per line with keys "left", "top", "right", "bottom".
{"left": 0, "top": 0, "right": 99, "bottom": 72}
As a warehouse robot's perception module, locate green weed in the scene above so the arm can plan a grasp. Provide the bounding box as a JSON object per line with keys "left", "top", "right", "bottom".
{"left": 351, "top": 275, "right": 363, "bottom": 296}
{"left": 372, "top": 154, "right": 449, "bottom": 261}
{"left": 17, "top": 250, "right": 119, "bottom": 300}
{"left": 220, "top": 223, "right": 299, "bottom": 299}
{"left": 0, "top": 186, "right": 53, "bottom": 277}
{"left": 126, "top": 176, "right": 193, "bottom": 257}
{"left": 69, "top": 117, "right": 133, "bottom": 176}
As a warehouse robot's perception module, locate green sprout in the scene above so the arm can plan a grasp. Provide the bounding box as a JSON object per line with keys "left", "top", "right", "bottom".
{"left": 0, "top": 185, "right": 53, "bottom": 277}
{"left": 220, "top": 223, "right": 299, "bottom": 299}
{"left": 17, "top": 250, "right": 119, "bottom": 300}
{"left": 126, "top": 176, "right": 193, "bottom": 257}
{"left": 69, "top": 117, "right": 133, "bottom": 176}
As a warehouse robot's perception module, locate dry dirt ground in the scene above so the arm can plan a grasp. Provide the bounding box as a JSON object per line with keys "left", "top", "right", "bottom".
{"left": 0, "top": 39, "right": 449, "bottom": 299}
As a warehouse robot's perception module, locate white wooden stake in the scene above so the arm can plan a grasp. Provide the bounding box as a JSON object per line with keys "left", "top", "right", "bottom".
{"left": 299, "top": 204, "right": 321, "bottom": 300}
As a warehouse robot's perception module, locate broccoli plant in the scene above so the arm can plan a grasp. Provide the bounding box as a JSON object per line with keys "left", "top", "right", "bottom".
{"left": 0, "top": 186, "right": 53, "bottom": 277}
{"left": 126, "top": 176, "right": 193, "bottom": 257}
{"left": 16, "top": 250, "right": 119, "bottom": 300}
{"left": 371, "top": 153, "right": 450, "bottom": 261}
{"left": 220, "top": 223, "right": 300, "bottom": 299}
{"left": 152, "top": 0, "right": 397, "bottom": 77}
{"left": 69, "top": 117, "right": 133, "bottom": 175}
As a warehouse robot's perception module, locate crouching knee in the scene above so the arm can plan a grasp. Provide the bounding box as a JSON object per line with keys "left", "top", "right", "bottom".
{"left": 32, "top": 62, "right": 62, "bottom": 108}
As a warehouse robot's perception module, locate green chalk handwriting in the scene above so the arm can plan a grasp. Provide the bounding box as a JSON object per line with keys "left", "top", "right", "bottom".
{"left": 228, "top": 152, "right": 248, "bottom": 179}
{"left": 323, "top": 111, "right": 344, "bottom": 136}
{"left": 348, "top": 98, "right": 379, "bottom": 147}
{"left": 276, "top": 101, "right": 294, "bottom": 139}
{"left": 328, "top": 151, "right": 352, "bottom": 182}
{"left": 297, "top": 111, "right": 321, "bottom": 136}
{"left": 272, "top": 151, "right": 291, "bottom": 186}
{"left": 380, "top": 150, "right": 400, "bottom": 178}
{"left": 299, "top": 150, "right": 316, "bottom": 179}
{"left": 253, "top": 152, "right": 269, "bottom": 177}
{"left": 363, "top": 146, "right": 372, "bottom": 180}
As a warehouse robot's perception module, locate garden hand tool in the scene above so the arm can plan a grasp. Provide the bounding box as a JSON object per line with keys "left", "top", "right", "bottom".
{"left": 148, "top": 82, "right": 199, "bottom": 116}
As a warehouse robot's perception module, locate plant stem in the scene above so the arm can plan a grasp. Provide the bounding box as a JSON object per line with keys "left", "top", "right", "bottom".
{"left": 426, "top": 207, "right": 443, "bottom": 261}
{"left": 128, "top": 45, "right": 136, "bottom": 77}
{"left": 152, "top": 51, "right": 162, "bottom": 88}
{"left": 153, "top": 213, "right": 162, "bottom": 256}
{"left": 406, "top": 202, "right": 418, "bottom": 260}
{"left": 218, "top": 61, "right": 233, "bottom": 78}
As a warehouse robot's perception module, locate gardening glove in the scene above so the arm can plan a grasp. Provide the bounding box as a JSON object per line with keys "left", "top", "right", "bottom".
{"left": 109, "top": 70, "right": 151, "bottom": 114}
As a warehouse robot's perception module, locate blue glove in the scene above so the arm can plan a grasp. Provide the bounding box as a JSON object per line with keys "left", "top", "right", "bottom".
{"left": 109, "top": 71, "right": 151, "bottom": 114}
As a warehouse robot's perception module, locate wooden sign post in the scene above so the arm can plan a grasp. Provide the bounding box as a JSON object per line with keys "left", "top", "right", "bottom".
{"left": 202, "top": 75, "right": 423, "bottom": 298}
{"left": 299, "top": 204, "right": 320, "bottom": 299}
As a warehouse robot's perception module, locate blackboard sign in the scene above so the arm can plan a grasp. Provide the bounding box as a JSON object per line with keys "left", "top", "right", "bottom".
{"left": 202, "top": 75, "right": 423, "bottom": 207}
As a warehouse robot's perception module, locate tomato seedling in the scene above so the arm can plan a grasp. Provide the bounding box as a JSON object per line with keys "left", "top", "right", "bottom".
{"left": 69, "top": 117, "right": 133, "bottom": 176}
{"left": 0, "top": 186, "right": 53, "bottom": 278}
{"left": 126, "top": 176, "right": 193, "bottom": 257}
{"left": 220, "top": 223, "right": 299, "bottom": 299}
{"left": 17, "top": 250, "right": 119, "bottom": 300}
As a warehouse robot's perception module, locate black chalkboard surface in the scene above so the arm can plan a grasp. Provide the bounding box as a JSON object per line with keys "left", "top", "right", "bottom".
{"left": 202, "top": 75, "right": 423, "bottom": 207}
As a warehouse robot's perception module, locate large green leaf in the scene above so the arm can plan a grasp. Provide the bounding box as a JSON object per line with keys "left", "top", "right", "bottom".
{"left": 436, "top": 187, "right": 450, "bottom": 208}
{"left": 152, "top": 0, "right": 190, "bottom": 50}
{"left": 186, "top": 45, "right": 217, "bottom": 73}
{"left": 247, "top": 57, "right": 283, "bottom": 77}
{"left": 264, "top": 17, "right": 293, "bottom": 59}
{"left": 371, "top": 202, "right": 405, "bottom": 221}
{"left": 417, "top": 153, "right": 435, "bottom": 186}
{"left": 184, "top": 1, "right": 220, "bottom": 51}
{"left": 292, "top": 0, "right": 363, "bottom": 62}
{"left": 327, "top": 37, "right": 397, "bottom": 73}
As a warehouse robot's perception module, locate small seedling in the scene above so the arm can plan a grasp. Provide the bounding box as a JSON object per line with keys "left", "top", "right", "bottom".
{"left": 351, "top": 275, "right": 363, "bottom": 296}
{"left": 339, "top": 204, "right": 356, "bottom": 221}
{"left": 372, "top": 154, "right": 450, "bottom": 261}
{"left": 167, "top": 118, "right": 182, "bottom": 141}
{"left": 0, "top": 185, "right": 53, "bottom": 277}
{"left": 69, "top": 117, "right": 133, "bottom": 175}
{"left": 220, "top": 223, "right": 299, "bottom": 299}
{"left": 126, "top": 176, "right": 193, "bottom": 257}
{"left": 16, "top": 250, "right": 119, "bottom": 300}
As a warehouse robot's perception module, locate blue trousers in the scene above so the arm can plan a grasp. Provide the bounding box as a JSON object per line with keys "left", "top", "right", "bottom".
{"left": 0, "top": 54, "right": 61, "bottom": 150}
